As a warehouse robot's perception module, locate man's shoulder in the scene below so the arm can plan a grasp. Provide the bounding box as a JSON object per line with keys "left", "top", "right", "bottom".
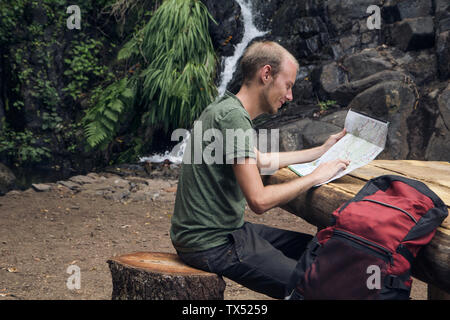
{"left": 204, "top": 92, "right": 250, "bottom": 122}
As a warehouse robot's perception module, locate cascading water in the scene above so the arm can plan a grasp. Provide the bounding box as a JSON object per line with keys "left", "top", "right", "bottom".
{"left": 139, "top": 0, "right": 266, "bottom": 164}
{"left": 217, "top": 0, "right": 267, "bottom": 96}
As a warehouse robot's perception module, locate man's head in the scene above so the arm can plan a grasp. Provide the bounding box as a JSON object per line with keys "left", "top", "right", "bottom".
{"left": 240, "top": 41, "right": 299, "bottom": 114}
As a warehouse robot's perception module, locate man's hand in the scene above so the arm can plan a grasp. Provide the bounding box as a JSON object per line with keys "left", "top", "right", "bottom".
{"left": 321, "top": 128, "right": 347, "bottom": 154}
{"left": 310, "top": 159, "right": 350, "bottom": 185}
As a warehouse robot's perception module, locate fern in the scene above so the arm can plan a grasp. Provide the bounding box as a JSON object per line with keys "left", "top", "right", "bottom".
{"left": 82, "top": 78, "right": 134, "bottom": 149}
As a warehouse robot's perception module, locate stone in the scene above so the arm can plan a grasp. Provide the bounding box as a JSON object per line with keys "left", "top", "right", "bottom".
{"left": 343, "top": 49, "right": 393, "bottom": 81}
{"left": 318, "top": 62, "right": 347, "bottom": 97}
{"left": 57, "top": 180, "right": 81, "bottom": 191}
{"left": 347, "top": 81, "right": 417, "bottom": 159}
{"left": 327, "top": 0, "right": 383, "bottom": 33}
{"left": 425, "top": 85, "right": 450, "bottom": 160}
{"left": 276, "top": 118, "right": 312, "bottom": 152}
{"left": 31, "top": 183, "right": 52, "bottom": 192}
{"left": 436, "top": 31, "right": 450, "bottom": 80}
{"left": 320, "top": 110, "right": 349, "bottom": 128}
{"left": 332, "top": 70, "right": 408, "bottom": 105}
{"left": 0, "top": 163, "right": 16, "bottom": 195}
{"left": 302, "top": 121, "right": 342, "bottom": 148}
{"left": 390, "top": 17, "right": 435, "bottom": 51}
{"left": 396, "top": 0, "right": 432, "bottom": 19}
{"left": 201, "top": 0, "right": 244, "bottom": 57}
{"left": 69, "top": 175, "right": 95, "bottom": 185}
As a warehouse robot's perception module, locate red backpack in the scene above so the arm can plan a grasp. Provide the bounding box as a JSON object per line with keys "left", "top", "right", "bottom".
{"left": 286, "top": 175, "right": 448, "bottom": 300}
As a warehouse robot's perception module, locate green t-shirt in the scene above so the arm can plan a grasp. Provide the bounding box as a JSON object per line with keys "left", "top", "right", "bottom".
{"left": 170, "top": 91, "right": 256, "bottom": 252}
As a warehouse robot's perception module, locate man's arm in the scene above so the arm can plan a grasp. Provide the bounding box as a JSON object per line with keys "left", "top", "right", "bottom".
{"left": 233, "top": 157, "right": 350, "bottom": 214}
{"left": 255, "top": 128, "right": 347, "bottom": 170}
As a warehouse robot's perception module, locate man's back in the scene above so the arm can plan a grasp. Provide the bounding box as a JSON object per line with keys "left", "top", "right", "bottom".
{"left": 170, "top": 91, "right": 256, "bottom": 252}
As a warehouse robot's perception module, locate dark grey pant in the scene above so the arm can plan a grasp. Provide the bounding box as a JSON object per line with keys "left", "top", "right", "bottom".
{"left": 176, "top": 222, "right": 313, "bottom": 299}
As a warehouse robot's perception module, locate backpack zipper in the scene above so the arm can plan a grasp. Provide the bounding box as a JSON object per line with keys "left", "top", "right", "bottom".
{"left": 360, "top": 199, "right": 418, "bottom": 224}
{"left": 333, "top": 229, "right": 394, "bottom": 264}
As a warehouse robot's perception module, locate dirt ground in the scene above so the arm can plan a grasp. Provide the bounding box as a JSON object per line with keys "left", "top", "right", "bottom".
{"left": 0, "top": 174, "right": 428, "bottom": 300}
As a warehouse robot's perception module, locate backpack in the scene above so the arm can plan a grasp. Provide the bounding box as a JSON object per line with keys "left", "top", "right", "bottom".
{"left": 285, "top": 175, "right": 448, "bottom": 300}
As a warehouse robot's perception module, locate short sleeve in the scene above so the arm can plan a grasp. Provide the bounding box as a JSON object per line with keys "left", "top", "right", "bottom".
{"left": 219, "top": 109, "right": 256, "bottom": 164}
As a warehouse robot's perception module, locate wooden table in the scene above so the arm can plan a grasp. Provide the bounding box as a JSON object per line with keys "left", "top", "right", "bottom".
{"left": 264, "top": 160, "right": 450, "bottom": 299}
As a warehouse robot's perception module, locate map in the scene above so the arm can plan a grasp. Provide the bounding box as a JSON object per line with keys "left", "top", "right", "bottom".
{"left": 288, "top": 109, "right": 389, "bottom": 186}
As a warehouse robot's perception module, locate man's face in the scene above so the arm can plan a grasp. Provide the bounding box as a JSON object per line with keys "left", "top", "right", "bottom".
{"left": 262, "top": 58, "right": 297, "bottom": 114}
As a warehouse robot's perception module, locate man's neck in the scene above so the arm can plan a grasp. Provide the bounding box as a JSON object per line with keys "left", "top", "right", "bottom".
{"left": 235, "top": 85, "right": 264, "bottom": 120}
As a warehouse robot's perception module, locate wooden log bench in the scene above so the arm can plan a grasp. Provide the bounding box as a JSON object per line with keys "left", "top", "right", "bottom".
{"left": 107, "top": 252, "right": 226, "bottom": 300}
{"left": 264, "top": 160, "right": 450, "bottom": 300}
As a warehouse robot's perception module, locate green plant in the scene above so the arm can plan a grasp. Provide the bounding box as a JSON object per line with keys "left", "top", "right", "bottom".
{"left": 118, "top": 0, "right": 218, "bottom": 132}
{"left": 63, "top": 39, "right": 112, "bottom": 100}
{"left": 82, "top": 77, "right": 134, "bottom": 149}
{"left": 0, "top": 127, "right": 51, "bottom": 165}
{"left": 318, "top": 100, "right": 337, "bottom": 111}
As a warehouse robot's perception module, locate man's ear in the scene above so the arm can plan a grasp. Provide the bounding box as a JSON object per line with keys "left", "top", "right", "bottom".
{"left": 260, "top": 65, "right": 272, "bottom": 84}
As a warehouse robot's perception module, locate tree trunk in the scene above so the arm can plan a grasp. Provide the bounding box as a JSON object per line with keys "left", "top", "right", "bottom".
{"left": 107, "top": 252, "right": 226, "bottom": 300}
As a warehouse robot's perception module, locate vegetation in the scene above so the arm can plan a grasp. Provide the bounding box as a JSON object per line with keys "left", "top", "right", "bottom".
{"left": 0, "top": 0, "right": 217, "bottom": 168}
{"left": 82, "top": 0, "right": 218, "bottom": 163}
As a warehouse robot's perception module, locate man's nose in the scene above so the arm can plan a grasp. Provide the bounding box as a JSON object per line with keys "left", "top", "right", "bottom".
{"left": 286, "top": 88, "right": 293, "bottom": 101}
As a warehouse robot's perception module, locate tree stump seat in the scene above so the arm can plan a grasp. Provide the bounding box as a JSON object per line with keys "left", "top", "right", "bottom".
{"left": 107, "top": 252, "right": 226, "bottom": 300}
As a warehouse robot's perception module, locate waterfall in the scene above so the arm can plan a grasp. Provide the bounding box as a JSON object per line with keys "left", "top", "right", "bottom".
{"left": 140, "top": 0, "right": 266, "bottom": 164}
{"left": 217, "top": 0, "right": 267, "bottom": 96}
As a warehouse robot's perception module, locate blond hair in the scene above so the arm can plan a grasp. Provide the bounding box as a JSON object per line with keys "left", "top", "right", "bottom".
{"left": 240, "top": 41, "right": 299, "bottom": 85}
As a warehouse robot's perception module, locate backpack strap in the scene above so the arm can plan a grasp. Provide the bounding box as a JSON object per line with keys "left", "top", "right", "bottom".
{"left": 384, "top": 274, "right": 410, "bottom": 291}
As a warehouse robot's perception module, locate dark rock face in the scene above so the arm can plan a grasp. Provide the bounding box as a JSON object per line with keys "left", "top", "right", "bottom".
{"left": 426, "top": 85, "right": 450, "bottom": 160}
{"left": 201, "top": 0, "right": 244, "bottom": 57}
{"left": 228, "top": 0, "right": 449, "bottom": 161}
{"left": 389, "top": 17, "right": 435, "bottom": 51}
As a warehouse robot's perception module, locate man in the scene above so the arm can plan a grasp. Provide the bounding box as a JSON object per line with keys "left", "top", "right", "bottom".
{"left": 170, "top": 41, "right": 349, "bottom": 299}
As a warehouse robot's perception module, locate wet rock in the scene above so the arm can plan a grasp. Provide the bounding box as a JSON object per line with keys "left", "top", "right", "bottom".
{"left": 436, "top": 31, "right": 450, "bottom": 80}
{"left": 389, "top": 17, "right": 435, "bottom": 51}
{"left": 201, "top": 0, "right": 244, "bottom": 57}
{"left": 425, "top": 85, "right": 450, "bottom": 160}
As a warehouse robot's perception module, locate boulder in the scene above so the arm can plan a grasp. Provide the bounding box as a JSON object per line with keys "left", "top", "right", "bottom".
{"left": 343, "top": 48, "right": 394, "bottom": 81}
{"left": 317, "top": 62, "right": 347, "bottom": 97}
{"left": 436, "top": 31, "right": 450, "bottom": 80}
{"left": 396, "top": 0, "right": 432, "bottom": 19}
{"left": 390, "top": 17, "right": 435, "bottom": 51}
{"left": 332, "top": 70, "right": 408, "bottom": 105}
{"left": 326, "top": 0, "right": 383, "bottom": 33}
{"left": 302, "top": 121, "right": 342, "bottom": 148}
{"left": 0, "top": 163, "right": 16, "bottom": 195}
{"left": 425, "top": 85, "right": 450, "bottom": 160}
{"left": 347, "top": 81, "right": 417, "bottom": 159}
{"left": 276, "top": 118, "right": 312, "bottom": 152}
